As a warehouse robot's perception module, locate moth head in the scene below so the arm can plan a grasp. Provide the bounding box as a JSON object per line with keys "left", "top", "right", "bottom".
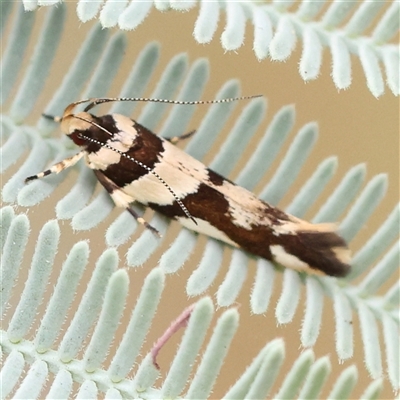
{"left": 60, "top": 100, "right": 96, "bottom": 138}
{"left": 61, "top": 113, "right": 94, "bottom": 138}
{"left": 43, "top": 100, "right": 105, "bottom": 146}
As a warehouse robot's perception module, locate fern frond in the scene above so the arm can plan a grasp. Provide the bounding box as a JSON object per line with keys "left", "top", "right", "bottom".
{"left": 20, "top": 0, "right": 400, "bottom": 96}
{"left": 1, "top": 3, "right": 399, "bottom": 397}
{"left": 0, "top": 206, "right": 382, "bottom": 399}
{"left": 0, "top": 214, "right": 385, "bottom": 397}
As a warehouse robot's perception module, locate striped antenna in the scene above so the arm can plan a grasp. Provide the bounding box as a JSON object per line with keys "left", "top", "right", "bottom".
{"left": 83, "top": 95, "right": 262, "bottom": 112}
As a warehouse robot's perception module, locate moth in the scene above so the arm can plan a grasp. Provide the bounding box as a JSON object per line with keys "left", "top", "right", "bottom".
{"left": 26, "top": 96, "right": 351, "bottom": 277}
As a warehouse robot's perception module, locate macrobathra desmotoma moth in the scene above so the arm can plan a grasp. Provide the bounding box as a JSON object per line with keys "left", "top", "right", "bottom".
{"left": 25, "top": 96, "right": 351, "bottom": 277}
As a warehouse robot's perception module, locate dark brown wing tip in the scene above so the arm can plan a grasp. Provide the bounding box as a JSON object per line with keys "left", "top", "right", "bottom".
{"left": 270, "top": 229, "right": 351, "bottom": 278}
{"left": 296, "top": 231, "right": 351, "bottom": 277}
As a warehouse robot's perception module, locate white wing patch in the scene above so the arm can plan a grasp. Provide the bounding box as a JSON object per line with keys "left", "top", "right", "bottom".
{"left": 270, "top": 245, "right": 324, "bottom": 275}
{"left": 86, "top": 147, "right": 122, "bottom": 170}
{"left": 122, "top": 139, "right": 209, "bottom": 205}
{"left": 113, "top": 114, "right": 139, "bottom": 145}
{"left": 85, "top": 115, "right": 138, "bottom": 170}
{"left": 208, "top": 180, "right": 273, "bottom": 229}
{"left": 177, "top": 217, "right": 238, "bottom": 247}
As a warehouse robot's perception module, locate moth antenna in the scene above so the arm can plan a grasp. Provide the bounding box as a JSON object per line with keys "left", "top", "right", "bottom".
{"left": 73, "top": 122, "right": 196, "bottom": 224}
{"left": 83, "top": 95, "right": 262, "bottom": 112}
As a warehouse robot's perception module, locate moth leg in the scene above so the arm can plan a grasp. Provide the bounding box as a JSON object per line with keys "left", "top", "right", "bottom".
{"left": 166, "top": 129, "right": 196, "bottom": 144}
{"left": 25, "top": 151, "right": 85, "bottom": 182}
{"left": 93, "top": 170, "right": 161, "bottom": 237}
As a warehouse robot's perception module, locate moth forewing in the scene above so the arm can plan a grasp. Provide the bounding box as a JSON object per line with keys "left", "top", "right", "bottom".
{"left": 26, "top": 96, "right": 351, "bottom": 277}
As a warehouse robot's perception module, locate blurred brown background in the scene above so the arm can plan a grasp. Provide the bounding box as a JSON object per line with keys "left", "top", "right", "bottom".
{"left": 2, "top": 2, "right": 399, "bottom": 399}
